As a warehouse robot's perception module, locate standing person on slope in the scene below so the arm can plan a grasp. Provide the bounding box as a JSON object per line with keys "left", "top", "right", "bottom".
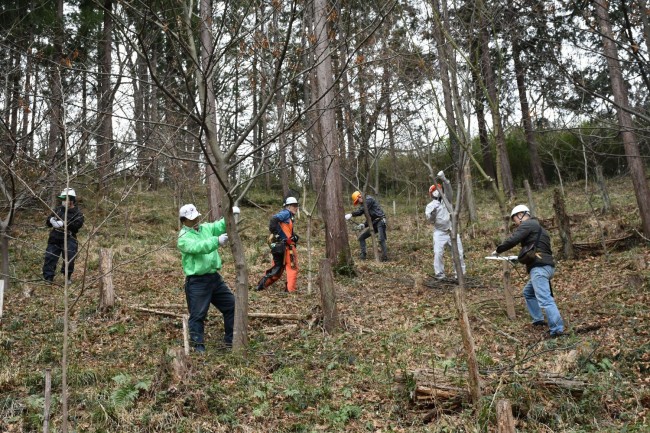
{"left": 177, "top": 204, "right": 238, "bottom": 353}
{"left": 345, "top": 191, "right": 388, "bottom": 261}
{"left": 424, "top": 171, "right": 466, "bottom": 279}
{"left": 256, "top": 196, "right": 301, "bottom": 293}
{"left": 493, "top": 205, "right": 564, "bottom": 338}
{"left": 43, "top": 188, "right": 85, "bottom": 284}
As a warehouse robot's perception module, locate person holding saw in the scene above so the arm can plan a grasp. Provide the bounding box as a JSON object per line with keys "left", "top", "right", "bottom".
{"left": 345, "top": 191, "right": 388, "bottom": 261}
{"left": 492, "top": 205, "right": 564, "bottom": 338}
{"left": 424, "top": 170, "right": 466, "bottom": 279}
{"left": 256, "top": 196, "right": 301, "bottom": 293}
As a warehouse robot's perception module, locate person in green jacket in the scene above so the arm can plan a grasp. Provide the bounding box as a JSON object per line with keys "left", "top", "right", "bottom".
{"left": 177, "top": 204, "right": 236, "bottom": 353}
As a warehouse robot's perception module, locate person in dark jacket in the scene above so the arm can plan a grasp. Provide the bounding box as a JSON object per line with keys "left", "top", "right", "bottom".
{"left": 345, "top": 191, "right": 388, "bottom": 261}
{"left": 43, "top": 188, "right": 85, "bottom": 284}
{"left": 256, "top": 196, "right": 300, "bottom": 292}
{"left": 494, "top": 205, "right": 564, "bottom": 337}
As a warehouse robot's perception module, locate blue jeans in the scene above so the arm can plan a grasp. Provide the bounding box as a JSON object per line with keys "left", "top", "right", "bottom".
{"left": 523, "top": 266, "right": 564, "bottom": 335}
{"left": 185, "top": 273, "right": 235, "bottom": 347}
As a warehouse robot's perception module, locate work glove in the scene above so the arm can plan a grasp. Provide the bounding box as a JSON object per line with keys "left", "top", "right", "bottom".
{"left": 357, "top": 223, "right": 365, "bottom": 231}
{"left": 232, "top": 206, "right": 240, "bottom": 215}
{"left": 490, "top": 250, "right": 498, "bottom": 256}
{"left": 218, "top": 234, "right": 229, "bottom": 246}
{"left": 437, "top": 170, "right": 446, "bottom": 180}
{"left": 344, "top": 213, "right": 352, "bottom": 221}
{"left": 291, "top": 234, "right": 299, "bottom": 243}
{"left": 50, "top": 217, "right": 64, "bottom": 229}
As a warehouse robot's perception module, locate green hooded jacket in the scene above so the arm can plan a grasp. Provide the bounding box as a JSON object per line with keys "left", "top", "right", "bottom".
{"left": 177, "top": 218, "right": 227, "bottom": 276}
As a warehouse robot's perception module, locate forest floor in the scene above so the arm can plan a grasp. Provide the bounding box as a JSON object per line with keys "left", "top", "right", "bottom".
{"left": 1, "top": 176, "right": 649, "bottom": 432}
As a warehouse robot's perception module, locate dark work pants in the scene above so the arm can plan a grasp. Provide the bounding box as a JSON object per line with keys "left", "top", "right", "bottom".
{"left": 185, "top": 273, "right": 235, "bottom": 347}
{"left": 42, "top": 238, "right": 78, "bottom": 281}
{"left": 358, "top": 220, "right": 387, "bottom": 258}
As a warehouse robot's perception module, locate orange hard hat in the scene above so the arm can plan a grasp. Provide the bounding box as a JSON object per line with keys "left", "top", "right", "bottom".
{"left": 351, "top": 191, "right": 362, "bottom": 205}
{"left": 429, "top": 184, "right": 442, "bottom": 197}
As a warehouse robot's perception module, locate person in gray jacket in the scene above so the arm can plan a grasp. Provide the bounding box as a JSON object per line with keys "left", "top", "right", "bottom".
{"left": 494, "top": 205, "right": 564, "bottom": 338}
{"left": 424, "top": 171, "right": 466, "bottom": 279}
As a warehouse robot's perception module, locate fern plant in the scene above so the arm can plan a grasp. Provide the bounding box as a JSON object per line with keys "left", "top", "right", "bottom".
{"left": 110, "top": 373, "right": 151, "bottom": 408}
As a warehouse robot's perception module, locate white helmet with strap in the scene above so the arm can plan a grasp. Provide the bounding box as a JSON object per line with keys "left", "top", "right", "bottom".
{"left": 510, "top": 204, "right": 530, "bottom": 219}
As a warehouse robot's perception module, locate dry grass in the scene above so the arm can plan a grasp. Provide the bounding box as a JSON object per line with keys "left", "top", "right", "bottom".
{"left": 1, "top": 177, "right": 649, "bottom": 432}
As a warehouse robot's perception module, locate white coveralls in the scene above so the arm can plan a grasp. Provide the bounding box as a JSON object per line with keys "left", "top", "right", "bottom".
{"left": 424, "top": 180, "right": 466, "bottom": 278}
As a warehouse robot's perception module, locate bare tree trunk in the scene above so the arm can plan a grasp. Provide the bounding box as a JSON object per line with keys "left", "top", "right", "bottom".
{"left": 523, "top": 179, "right": 536, "bottom": 217}
{"left": 472, "top": 49, "right": 496, "bottom": 181}
{"left": 0, "top": 226, "right": 9, "bottom": 295}
{"left": 512, "top": 36, "right": 547, "bottom": 189}
{"left": 553, "top": 188, "right": 574, "bottom": 260}
{"left": 594, "top": 0, "right": 650, "bottom": 236}
{"left": 639, "top": 0, "right": 650, "bottom": 55}
{"left": 595, "top": 165, "right": 611, "bottom": 213}
{"left": 318, "top": 259, "right": 339, "bottom": 333}
{"left": 21, "top": 43, "right": 33, "bottom": 156}
{"left": 477, "top": 0, "right": 514, "bottom": 198}
{"left": 313, "top": 0, "right": 352, "bottom": 268}
{"left": 453, "top": 287, "right": 481, "bottom": 403}
{"left": 187, "top": 0, "right": 250, "bottom": 350}
{"left": 97, "top": 0, "right": 114, "bottom": 192}
{"left": 442, "top": 177, "right": 481, "bottom": 404}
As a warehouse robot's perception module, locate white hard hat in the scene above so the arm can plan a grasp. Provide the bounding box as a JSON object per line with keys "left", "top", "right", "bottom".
{"left": 179, "top": 204, "right": 201, "bottom": 220}
{"left": 58, "top": 188, "right": 76, "bottom": 199}
{"left": 510, "top": 204, "right": 530, "bottom": 219}
{"left": 284, "top": 197, "right": 299, "bottom": 206}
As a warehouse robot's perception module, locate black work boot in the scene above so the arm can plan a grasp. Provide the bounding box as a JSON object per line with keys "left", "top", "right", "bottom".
{"left": 256, "top": 277, "right": 267, "bottom": 291}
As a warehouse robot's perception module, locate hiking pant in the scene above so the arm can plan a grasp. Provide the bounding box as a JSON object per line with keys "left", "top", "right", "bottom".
{"left": 43, "top": 238, "right": 78, "bottom": 282}
{"left": 257, "top": 244, "right": 299, "bottom": 292}
{"left": 185, "top": 272, "right": 235, "bottom": 347}
{"left": 433, "top": 229, "right": 465, "bottom": 278}
{"left": 358, "top": 219, "right": 387, "bottom": 259}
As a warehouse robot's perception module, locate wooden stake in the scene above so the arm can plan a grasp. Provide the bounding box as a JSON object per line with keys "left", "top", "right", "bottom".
{"left": 496, "top": 399, "right": 516, "bottom": 433}
{"left": 182, "top": 314, "right": 190, "bottom": 356}
{"left": 43, "top": 368, "right": 52, "bottom": 433}
{"left": 502, "top": 261, "right": 516, "bottom": 320}
{"left": 98, "top": 248, "right": 115, "bottom": 311}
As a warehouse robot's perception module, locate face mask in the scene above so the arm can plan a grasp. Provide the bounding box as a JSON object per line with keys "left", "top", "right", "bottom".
{"left": 62, "top": 201, "right": 68, "bottom": 207}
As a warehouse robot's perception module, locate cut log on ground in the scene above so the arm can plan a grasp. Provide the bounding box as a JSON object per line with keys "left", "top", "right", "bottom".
{"left": 536, "top": 374, "right": 587, "bottom": 396}
{"left": 573, "top": 233, "right": 637, "bottom": 253}
{"left": 249, "top": 312, "right": 304, "bottom": 321}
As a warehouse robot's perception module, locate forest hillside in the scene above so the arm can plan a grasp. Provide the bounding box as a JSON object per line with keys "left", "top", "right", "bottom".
{"left": 1, "top": 177, "right": 649, "bottom": 432}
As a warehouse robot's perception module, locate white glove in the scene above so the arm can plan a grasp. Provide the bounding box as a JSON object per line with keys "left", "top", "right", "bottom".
{"left": 437, "top": 170, "right": 446, "bottom": 180}
{"left": 218, "top": 234, "right": 229, "bottom": 246}
{"left": 232, "top": 206, "right": 240, "bottom": 215}
{"left": 357, "top": 223, "right": 365, "bottom": 230}
{"left": 50, "top": 217, "right": 64, "bottom": 229}
{"left": 490, "top": 250, "right": 498, "bottom": 256}
{"left": 345, "top": 213, "right": 352, "bottom": 220}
